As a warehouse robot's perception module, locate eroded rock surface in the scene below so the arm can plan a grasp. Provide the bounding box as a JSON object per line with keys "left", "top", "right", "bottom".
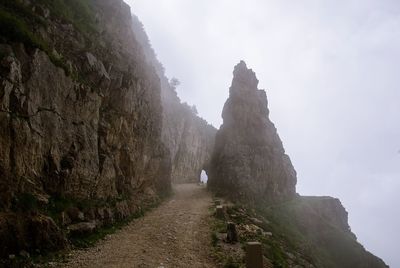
{"left": 0, "top": 0, "right": 171, "bottom": 257}
{"left": 161, "top": 92, "right": 216, "bottom": 183}
{"left": 131, "top": 15, "right": 216, "bottom": 183}
{"left": 208, "top": 61, "right": 296, "bottom": 203}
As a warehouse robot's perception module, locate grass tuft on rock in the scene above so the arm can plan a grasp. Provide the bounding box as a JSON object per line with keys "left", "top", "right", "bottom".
{"left": 37, "top": 0, "right": 96, "bottom": 35}
{"left": 69, "top": 201, "right": 160, "bottom": 249}
{"left": 0, "top": 9, "right": 46, "bottom": 49}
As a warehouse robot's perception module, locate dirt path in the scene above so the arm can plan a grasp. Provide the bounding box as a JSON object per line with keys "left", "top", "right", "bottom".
{"left": 61, "top": 184, "right": 216, "bottom": 268}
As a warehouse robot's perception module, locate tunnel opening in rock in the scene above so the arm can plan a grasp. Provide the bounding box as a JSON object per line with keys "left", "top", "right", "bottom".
{"left": 200, "top": 170, "right": 208, "bottom": 184}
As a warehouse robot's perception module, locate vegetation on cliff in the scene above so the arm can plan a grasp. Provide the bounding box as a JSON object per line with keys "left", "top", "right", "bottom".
{"left": 210, "top": 196, "right": 388, "bottom": 268}
{"left": 0, "top": 0, "right": 96, "bottom": 74}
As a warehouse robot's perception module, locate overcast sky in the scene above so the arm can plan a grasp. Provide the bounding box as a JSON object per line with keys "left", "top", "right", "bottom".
{"left": 126, "top": 0, "right": 400, "bottom": 266}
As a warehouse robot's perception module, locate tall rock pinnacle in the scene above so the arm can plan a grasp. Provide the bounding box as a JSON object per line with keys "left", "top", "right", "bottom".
{"left": 208, "top": 61, "right": 297, "bottom": 203}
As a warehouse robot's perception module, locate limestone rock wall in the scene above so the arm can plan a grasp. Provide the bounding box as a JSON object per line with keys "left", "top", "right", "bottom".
{"left": 208, "top": 61, "right": 297, "bottom": 203}
{"left": 164, "top": 100, "right": 216, "bottom": 183}
{"left": 0, "top": 0, "right": 170, "bottom": 257}
{"left": 131, "top": 15, "right": 216, "bottom": 183}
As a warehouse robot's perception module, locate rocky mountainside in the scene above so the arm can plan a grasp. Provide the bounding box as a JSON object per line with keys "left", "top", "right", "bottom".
{"left": 0, "top": 0, "right": 389, "bottom": 267}
{"left": 208, "top": 61, "right": 297, "bottom": 203}
{"left": 208, "top": 61, "right": 388, "bottom": 267}
{"left": 0, "top": 0, "right": 216, "bottom": 259}
{"left": 0, "top": 0, "right": 215, "bottom": 259}
{"left": 131, "top": 14, "right": 216, "bottom": 183}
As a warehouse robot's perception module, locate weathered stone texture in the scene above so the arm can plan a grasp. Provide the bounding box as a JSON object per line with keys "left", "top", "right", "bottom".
{"left": 208, "top": 61, "right": 296, "bottom": 203}
{"left": 0, "top": 0, "right": 170, "bottom": 257}
{"left": 162, "top": 98, "right": 216, "bottom": 183}
{"left": 131, "top": 14, "right": 216, "bottom": 183}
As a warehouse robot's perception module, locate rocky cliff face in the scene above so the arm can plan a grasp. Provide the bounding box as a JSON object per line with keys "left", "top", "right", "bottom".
{"left": 0, "top": 0, "right": 171, "bottom": 257}
{"left": 161, "top": 89, "right": 216, "bottom": 183}
{"left": 131, "top": 15, "right": 216, "bottom": 183}
{"left": 209, "top": 61, "right": 387, "bottom": 267}
{"left": 208, "top": 61, "right": 297, "bottom": 203}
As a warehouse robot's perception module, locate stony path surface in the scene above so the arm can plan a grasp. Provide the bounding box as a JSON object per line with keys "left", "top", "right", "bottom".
{"left": 61, "top": 184, "right": 216, "bottom": 268}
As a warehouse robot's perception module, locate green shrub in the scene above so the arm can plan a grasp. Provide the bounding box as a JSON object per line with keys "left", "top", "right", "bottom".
{"left": 37, "top": 0, "right": 96, "bottom": 35}
{"left": 211, "top": 232, "right": 218, "bottom": 247}
{"left": 48, "top": 197, "right": 74, "bottom": 214}
{"left": 0, "top": 0, "right": 45, "bottom": 25}
{"left": 223, "top": 257, "right": 240, "bottom": 268}
{"left": 0, "top": 9, "right": 46, "bottom": 49}
{"left": 0, "top": 0, "right": 96, "bottom": 76}
{"left": 12, "top": 193, "right": 39, "bottom": 212}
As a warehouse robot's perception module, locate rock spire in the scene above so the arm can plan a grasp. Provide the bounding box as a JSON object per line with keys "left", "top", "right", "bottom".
{"left": 208, "top": 61, "right": 297, "bottom": 203}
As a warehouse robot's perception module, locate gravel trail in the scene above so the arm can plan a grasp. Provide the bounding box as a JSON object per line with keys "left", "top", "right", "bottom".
{"left": 62, "top": 183, "right": 216, "bottom": 268}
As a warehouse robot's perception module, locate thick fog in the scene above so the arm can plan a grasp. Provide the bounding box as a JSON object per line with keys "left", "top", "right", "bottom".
{"left": 126, "top": 0, "right": 400, "bottom": 266}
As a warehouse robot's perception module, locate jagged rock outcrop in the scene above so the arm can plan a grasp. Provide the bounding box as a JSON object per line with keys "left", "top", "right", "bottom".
{"left": 208, "top": 61, "right": 296, "bottom": 203}
{"left": 209, "top": 61, "right": 388, "bottom": 267}
{"left": 0, "top": 0, "right": 170, "bottom": 257}
{"left": 131, "top": 15, "right": 216, "bottom": 183}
